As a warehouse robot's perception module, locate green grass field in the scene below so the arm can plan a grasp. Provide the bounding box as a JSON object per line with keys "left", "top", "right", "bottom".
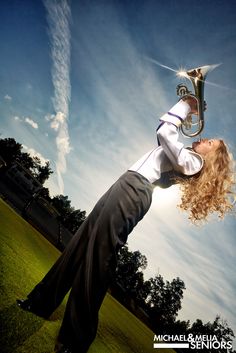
{"left": 0, "top": 198, "right": 175, "bottom": 353}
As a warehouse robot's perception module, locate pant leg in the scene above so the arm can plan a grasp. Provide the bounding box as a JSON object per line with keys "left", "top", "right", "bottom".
{"left": 57, "top": 171, "right": 153, "bottom": 351}
{"left": 26, "top": 171, "right": 153, "bottom": 350}
{"left": 26, "top": 182, "right": 116, "bottom": 318}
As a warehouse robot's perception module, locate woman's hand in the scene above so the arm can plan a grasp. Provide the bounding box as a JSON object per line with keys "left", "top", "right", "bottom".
{"left": 183, "top": 96, "right": 199, "bottom": 115}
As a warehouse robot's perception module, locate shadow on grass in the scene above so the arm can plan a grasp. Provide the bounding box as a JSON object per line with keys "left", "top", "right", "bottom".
{"left": 0, "top": 303, "right": 45, "bottom": 353}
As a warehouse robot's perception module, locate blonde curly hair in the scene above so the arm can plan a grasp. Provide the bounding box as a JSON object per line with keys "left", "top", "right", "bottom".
{"left": 177, "top": 140, "right": 235, "bottom": 223}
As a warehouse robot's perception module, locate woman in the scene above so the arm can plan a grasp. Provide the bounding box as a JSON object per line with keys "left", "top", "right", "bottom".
{"left": 17, "top": 98, "right": 234, "bottom": 353}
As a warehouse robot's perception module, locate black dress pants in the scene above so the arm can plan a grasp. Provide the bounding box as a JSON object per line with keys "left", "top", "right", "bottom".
{"left": 26, "top": 171, "right": 153, "bottom": 352}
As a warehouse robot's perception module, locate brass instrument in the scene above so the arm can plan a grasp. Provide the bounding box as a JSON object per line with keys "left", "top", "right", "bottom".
{"left": 176, "top": 64, "right": 219, "bottom": 137}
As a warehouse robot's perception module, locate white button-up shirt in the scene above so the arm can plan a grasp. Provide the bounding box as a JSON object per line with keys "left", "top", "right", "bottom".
{"left": 129, "top": 100, "right": 204, "bottom": 186}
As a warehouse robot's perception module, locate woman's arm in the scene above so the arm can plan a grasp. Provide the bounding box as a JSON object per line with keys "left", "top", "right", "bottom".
{"left": 156, "top": 100, "right": 203, "bottom": 175}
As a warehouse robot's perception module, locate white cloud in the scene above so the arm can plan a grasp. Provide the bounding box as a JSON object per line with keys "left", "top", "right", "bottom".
{"left": 55, "top": 127, "right": 72, "bottom": 192}
{"left": 13, "top": 115, "right": 38, "bottom": 129}
{"left": 50, "top": 111, "right": 66, "bottom": 131}
{"left": 14, "top": 116, "right": 22, "bottom": 122}
{"left": 43, "top": 0, "right": 71, "bottom": 194}
{"left": 4, "top": 94, "right": 12, "bottom": 101}
{"left": 25, "top": 117, "right": 38, "bottom": 129}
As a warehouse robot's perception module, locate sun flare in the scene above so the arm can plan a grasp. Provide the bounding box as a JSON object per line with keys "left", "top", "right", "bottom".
{"left": 176, "top": 68, "right": 188, "bottom": 78}
{"left": 152, "top": 185, "right": 181, "bottom": 209}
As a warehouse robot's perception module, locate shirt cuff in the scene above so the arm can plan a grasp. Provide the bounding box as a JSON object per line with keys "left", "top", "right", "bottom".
{"left": 159, "top": 100, "right": 191, "bottom": 127}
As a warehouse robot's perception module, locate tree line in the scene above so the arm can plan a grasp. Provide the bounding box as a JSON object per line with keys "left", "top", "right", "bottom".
{"left": 0, "top": 137, "right": 235, "bottom": 352}
{"left": 0, "top": 137, "right": 86, "bottom": 234}
{"left": 115, "top": 245, "right": 235, "bottom": 353}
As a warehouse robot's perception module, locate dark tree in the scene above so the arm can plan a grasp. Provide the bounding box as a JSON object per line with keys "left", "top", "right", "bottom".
{"left": 51, "top": 195, "right": 86, "bottom": 234}
{"left": 146, "top": 274, "right": 186, "bottom": 330}
{"left": 116, "top": 246, "right": 147, "bottom": 288}
{"left": 33, "top": 160, "right": 53, "bottom": 184}
{"left": 19, "top": 152, "right": 35, "bottom": 170}
{"left": 0, "top": 137, "right": 53, "bottom": 184}
{"left": 187, "top": 316, "right": 235, "bottom": 353}
{"left": 115, "top": 246, "right": 150, "bottom": 308}
{"left": 19, "top": 154, "right": 53, "bottom": 184}
{"left": 0, "top": 137, "right": 22, "bottom": 164}
{"left": 40, "top": 187, "right": 52, "bottom": 202}
{"left": 51, "top": 195, "right": 72, "bottom": 221}
{"left": 172, "top": 316, "right": 235, "bottom": 353}
{"left": 62, "top": 209, "right": 86, "bottom": 234}
{"left": 167, "top": 319, "right": 191, "bottom": 335}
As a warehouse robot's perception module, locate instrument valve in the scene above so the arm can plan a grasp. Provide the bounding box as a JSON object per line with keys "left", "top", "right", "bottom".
{"left": 176, "top": 84, "right": 191, "bottom": 97}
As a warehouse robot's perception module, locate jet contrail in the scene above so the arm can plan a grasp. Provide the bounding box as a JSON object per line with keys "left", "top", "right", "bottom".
{"left": 44, "top": 0, "right": 71, "bottom": 194}
{"left": 145, "top": 56, "right": 179, "bottom": 73}
{"left": 204, "top": 80, "right": 231, "bottom": 91}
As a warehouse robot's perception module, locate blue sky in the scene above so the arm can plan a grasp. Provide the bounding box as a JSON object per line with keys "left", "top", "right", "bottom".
{"left": 1, "top": 0, "right": 236, "bottom": 343}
